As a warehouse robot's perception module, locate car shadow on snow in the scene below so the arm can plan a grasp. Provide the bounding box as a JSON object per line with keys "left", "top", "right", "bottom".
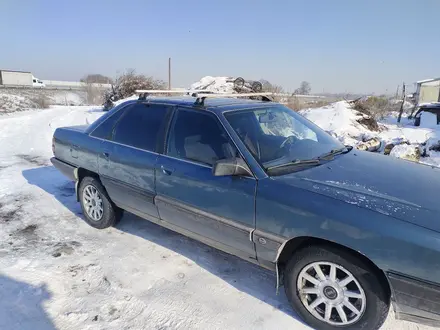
{"left": 0, "top": 273, "right": 55, "bottom": 330}
{"left": 22, "top": 166, "right": 305, "bottom": 326}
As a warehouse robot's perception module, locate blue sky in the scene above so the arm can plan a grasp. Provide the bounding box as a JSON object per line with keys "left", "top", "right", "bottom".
{"left": 1, "top": 0, "right": 439, "bottom": 94}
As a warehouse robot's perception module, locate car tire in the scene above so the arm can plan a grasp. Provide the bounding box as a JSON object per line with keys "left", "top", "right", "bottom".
{"left": 79, "top": 176, "right": 122, "bottom": 229}
{"left": 284, "top": 245, "right": 389, "bottom": 330}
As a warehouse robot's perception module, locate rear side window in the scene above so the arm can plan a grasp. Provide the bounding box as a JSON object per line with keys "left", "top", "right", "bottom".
{"left": 112, "top": 104, "right": 168, "bottom": 152}
{"left": 90, "top": 106, "right": 128, "bottom": 140}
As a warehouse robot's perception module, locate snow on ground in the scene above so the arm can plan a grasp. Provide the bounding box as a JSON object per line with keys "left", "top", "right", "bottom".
{"left": 48, "top": 92, "right": 85, "bottom": 106}
{"left": 0, "top": 107, "right": 432, "bottom": 330}
{"left": 0, "top": 90, "right": 87, "bottom": 114}
{"left": 301, "top": 101, "right": 440, "bottom": 166}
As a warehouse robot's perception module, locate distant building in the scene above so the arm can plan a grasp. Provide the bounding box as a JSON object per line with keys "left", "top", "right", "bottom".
{"left": 415, "top": 78, "right": 440, "bottom": 105}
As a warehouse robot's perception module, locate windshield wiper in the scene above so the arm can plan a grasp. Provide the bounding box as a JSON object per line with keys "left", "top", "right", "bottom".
{"left": 267, "top": 159, "right": 320, "bottom": 171}
{"left": 317, "top": 146, "right": 353, "bottom": 160}
{"left": 266, "top": 146, "right": 352, "bottom": 173}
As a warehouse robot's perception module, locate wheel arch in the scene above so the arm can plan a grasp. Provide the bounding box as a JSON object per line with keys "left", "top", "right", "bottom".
{"left": 276, "top": 236, "right": 391, "bottom": 301}
{"left": 74, "top": 167, "right": 100, "bottom": 201}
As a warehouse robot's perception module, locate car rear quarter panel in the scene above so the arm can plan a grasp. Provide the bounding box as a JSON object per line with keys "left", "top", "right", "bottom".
{"left": 53, "top": 127, "right": 101, "bottom": 172}
{"left": 256, "top": 178, "right": 440, "bottom": 285}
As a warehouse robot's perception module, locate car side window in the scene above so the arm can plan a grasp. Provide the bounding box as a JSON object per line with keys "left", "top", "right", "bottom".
{"left": 167, "top": 109, "right": 238, "bottom": 166}
{"left": 112, "top": 104, "right": 168, "bottom": 152}
{"left": 90, "top": 106, "right": 128, "bottom": 140}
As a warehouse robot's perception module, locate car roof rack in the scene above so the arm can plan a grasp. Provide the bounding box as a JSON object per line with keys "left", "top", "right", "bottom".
{"left": 193, "top": 92, "right": 274, "bottom": 106}
{"left": 135, "top": 89, "right": 203, "bottom": 100}
{"left": 135, "top": 89, "right": 274, "bottom": 105}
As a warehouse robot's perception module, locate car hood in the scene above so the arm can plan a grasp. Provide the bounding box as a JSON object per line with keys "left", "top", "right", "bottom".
{"left": 274, "top": 150, "right": 440, "bottom": 233}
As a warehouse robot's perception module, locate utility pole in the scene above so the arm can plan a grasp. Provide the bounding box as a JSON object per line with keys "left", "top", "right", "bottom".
{"left": 168, "top": 57, "right": 171, "bottom": 90}
{"left": 397, "top": 82, "right": 406, "bottom": 123}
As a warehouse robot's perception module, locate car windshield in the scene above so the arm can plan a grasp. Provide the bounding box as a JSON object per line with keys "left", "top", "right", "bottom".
{"left": 224, "top": 105, "right": 344, "bottom": 169}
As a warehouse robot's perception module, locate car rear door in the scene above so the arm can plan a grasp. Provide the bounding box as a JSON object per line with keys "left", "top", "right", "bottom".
{"left": 96, "top": 103, "right": 172, "bottom": 219}
{"left": 155, "top": 108, "right": 257, "bottom": 261}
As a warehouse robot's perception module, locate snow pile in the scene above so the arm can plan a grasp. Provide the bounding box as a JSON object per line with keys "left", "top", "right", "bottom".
{"left": 0, "top": 93, "right": 39, "bottom": 113}
{"left": 190, "top": 76, "right": 235, "bottom": 93}
{"left": 389, "top": 144, "right": 421, "bottom": 162}
{"left": 300, "top": 101, "right": 380, "bottom": 146}
{"left": 301, "top": 100, "right": 440, "bottom": 166}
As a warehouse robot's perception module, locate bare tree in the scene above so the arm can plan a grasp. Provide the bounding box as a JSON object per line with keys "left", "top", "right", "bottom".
{"left": 102, "top": 69, "right": 166, "bottom": 110}
{"left": 293, "top": 81, "right": 311, "bottom": 95}
{"left": 112, "top": 69, "right": 166, "bottom": 98}
{"left": 260, "top": 79, "right": 284, "bottom": 94}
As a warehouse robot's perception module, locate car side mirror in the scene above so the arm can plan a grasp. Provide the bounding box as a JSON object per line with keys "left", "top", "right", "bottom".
{"left": 212, "top": 158, "right": 252, "bottom": 177}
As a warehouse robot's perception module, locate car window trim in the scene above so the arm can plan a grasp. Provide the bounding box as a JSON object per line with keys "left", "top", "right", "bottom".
{"left": 163, "top": 107, "right": 228, "bottom": 168}
{"left": 156, "top": 105, "right": 176, "bottom": 155}
{"left": 222, "top": 110, "right": 272, "bottom": 176}
{"left": 213, "top": 111, "right": 260, "bottom": 179}
{"left": 160, "top": 153, "right": 212, "bottom": 169}
{"left": 89, "top": 135, "right": 160, "bottom": 156}
{"left": 163, "top": 107, "right": 256, "bottom": 178}
{"left": 109, "top": 103, "right": 170, "bottom": 153}
{"left": 89, "top": 103, "right": 133, "bottom": 138}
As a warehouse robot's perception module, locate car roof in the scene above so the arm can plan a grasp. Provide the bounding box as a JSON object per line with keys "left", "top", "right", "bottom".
{"left": 420, "top": 102, "right": 440, "bottom": 109}
{"left": 118, "top": 96, "right": 279, "bottom": 115}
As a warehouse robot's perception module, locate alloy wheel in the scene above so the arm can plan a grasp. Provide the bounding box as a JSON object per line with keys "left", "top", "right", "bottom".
{"left": 297, "top": 261, "right": 366, "bottom": 326}
{"left": 82, "top": 184, "right": 104, "bottom": 221}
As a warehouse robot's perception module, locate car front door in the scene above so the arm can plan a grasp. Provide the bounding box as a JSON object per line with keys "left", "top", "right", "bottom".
{"left": 96, "top": 103, "right": 172, "bottom": 219}
{"left": 155, "top": 108, "right": 257, "bottom": 261}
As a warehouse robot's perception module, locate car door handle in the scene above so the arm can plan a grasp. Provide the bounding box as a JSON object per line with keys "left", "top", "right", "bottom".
{"left": 161, "top": 165, "right": 174, "bottom": 175}
{"left": 102, "top": 152, "right": 110, "bottom": 159}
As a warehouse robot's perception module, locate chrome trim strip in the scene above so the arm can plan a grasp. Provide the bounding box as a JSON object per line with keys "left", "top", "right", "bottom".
{"left": 155, "top": 195, "right": 253, "bottom": 234}
{"left": 159, "top": 153, "right": 212, "bottom": 169}
{"left": 101, "top": 175, "right": 155, "bottom": 203}
{"left": 88, "top": 135, "right": 160, "bottom": 155}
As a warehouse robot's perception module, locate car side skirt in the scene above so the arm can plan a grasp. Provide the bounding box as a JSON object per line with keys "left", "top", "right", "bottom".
{"left": 123, "top": 204, "right": 269, "bottom": 270}
{"left": 388, "top": 271, "right": 440, "bottom": 327}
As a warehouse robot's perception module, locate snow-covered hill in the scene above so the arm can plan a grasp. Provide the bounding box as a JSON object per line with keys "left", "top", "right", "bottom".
{"left": 0, "top": 90, "right": 88, "bottom": 114}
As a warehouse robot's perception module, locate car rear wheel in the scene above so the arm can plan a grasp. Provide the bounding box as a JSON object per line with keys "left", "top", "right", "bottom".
{"left": 79, "top": 176, "right": 122, "bottom": 229}
{"left": 284, "top": 245, "right": 389, "bottom": 330}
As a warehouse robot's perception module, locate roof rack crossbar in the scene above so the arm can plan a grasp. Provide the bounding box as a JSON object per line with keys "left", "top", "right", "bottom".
{"left": 134, "top": 89, "right": 275, "bottom": 105}
{"left": 135, "top": 89, "right": 214, "bottom": 100}
{"left": 193, "top": 92, "right": 274, "bottom": 106}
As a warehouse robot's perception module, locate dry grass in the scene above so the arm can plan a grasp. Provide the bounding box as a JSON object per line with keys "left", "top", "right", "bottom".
{"left": 352, "top": 96, "right": 399, "bottom": 120}
{"left": 31, "top": 95, "right": 51, "bottom": 109}
{"left": 82, "top": 83, "right": 103, "bottom": 105}
{"left": 286, "top": 97, "right": 333, "bottom": 112}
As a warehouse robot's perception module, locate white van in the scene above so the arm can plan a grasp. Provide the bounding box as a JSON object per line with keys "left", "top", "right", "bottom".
{"left": 32, "top": 76, "right": 46, "bottom": 88}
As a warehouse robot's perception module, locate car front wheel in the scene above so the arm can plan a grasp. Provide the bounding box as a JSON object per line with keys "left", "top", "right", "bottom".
{"left": 284, "top": 245, "right": 389, "bottom": 330}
